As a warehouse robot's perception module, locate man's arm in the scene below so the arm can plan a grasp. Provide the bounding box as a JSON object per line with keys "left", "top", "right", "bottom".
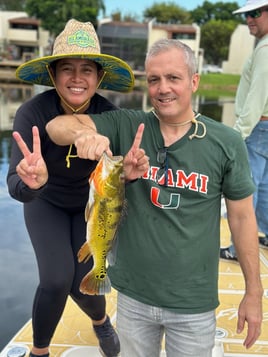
{"left": 46, "top": 114, "right": 111, "bottom": 159}
{"left": 46, "top": 114, "right": 96, "bottom": 145}
{"left": 226, "top": 196, "right": 263, "bottom": 349}
{"left": 46, "top": 114, "right": 149, "bottom": 180}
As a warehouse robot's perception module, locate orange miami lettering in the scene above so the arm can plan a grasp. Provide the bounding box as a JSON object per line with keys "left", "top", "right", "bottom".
{"left": 143, "top": 166, "right": 209, "bottom": 209}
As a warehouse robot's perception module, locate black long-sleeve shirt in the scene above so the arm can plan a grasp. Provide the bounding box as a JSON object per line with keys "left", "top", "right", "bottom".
{"left": 7, "top": 89, "right": 117, "bottom": 209}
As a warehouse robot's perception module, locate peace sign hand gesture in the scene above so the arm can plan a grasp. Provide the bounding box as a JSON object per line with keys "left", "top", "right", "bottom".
{"left": 13, "top": 126, "right": 48, "bottom": 190}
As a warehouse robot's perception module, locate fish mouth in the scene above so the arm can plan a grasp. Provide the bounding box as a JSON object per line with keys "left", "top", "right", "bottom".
{"left": 103, "top": 152, "right": 123, "bottom": 163}
{"left": 103, "top": 152, "right": 124, "bottom": 171}
{"left": 100, "top": 152, "right": 124, "bottom": 185}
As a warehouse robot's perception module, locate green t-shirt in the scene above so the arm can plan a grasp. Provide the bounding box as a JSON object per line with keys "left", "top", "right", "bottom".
{"left": 92, "top": 110, "right": 255, "bottom": 313}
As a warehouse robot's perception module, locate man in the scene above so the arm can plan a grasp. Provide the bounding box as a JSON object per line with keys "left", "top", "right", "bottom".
{"left": 220, "top": 0, "right": 268, "bottom": 261}
{"left": 46, "top": 39, "right": 263, "bottom": 356}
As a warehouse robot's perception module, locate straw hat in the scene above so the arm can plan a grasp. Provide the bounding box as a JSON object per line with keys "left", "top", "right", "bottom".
{"left": 233, "top": 0, "right": 268, "bottom": 14}
{"left": 16, "top": 19, "right": 134, "bottom": 92}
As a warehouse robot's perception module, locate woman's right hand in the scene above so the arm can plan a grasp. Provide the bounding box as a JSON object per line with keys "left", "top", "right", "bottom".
{"left": 13, "top": 126, "right": 48, "bottom": 189}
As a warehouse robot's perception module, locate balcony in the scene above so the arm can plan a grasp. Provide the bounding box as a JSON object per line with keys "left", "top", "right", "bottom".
{"left": 7, "top": 28, "right": 38, "bottom": 45}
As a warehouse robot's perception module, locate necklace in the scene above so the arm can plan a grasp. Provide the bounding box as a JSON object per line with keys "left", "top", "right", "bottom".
{"left": 152, "top": 111, "right": 206, "bottom": 139}
{"left": 152, "top": 110, "right": 197, "bottom": 127}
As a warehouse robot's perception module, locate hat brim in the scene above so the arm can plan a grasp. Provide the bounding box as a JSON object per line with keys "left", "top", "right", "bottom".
{"left": 233, "top": 0, "right": 268, "bottom": 13}
{"left": 15, "top": 53, "right": 135, "bottom": 93}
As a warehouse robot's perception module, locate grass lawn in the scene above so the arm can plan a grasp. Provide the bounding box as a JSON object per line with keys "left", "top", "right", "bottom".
{"left": 136, "top": 73, "right": 241, "bottom": 97}
{"left": 198, "top": 73, "right": 240, "bottom": 97}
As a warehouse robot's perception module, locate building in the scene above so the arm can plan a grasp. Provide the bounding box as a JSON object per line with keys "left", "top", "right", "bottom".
{"left": 1, "top": 11, "right": 256, "bottom": 77}
{"left": 97, "top": 20, "right": 202, "bottom": 72}
{"left": 0, "top": 11, "right": 49, "bottom": 63}
{"left": 222, "top": 24, "right": 255, "bottom": 75}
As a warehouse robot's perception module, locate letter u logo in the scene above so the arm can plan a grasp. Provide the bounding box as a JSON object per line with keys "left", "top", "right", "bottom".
{"left": 151, "top": 187, "right": 180, "bottom": 209}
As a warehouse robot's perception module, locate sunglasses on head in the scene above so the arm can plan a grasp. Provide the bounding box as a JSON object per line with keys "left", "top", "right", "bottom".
{"left": 244, "top": 7, "right": 268, "bottom": 18}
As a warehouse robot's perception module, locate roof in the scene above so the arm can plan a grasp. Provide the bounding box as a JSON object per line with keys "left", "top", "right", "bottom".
{"left": 153, "top": 23, "right": 197, "bottom": 34}
{"left": 8, "top": 17, "right": 40, "bottom": 25}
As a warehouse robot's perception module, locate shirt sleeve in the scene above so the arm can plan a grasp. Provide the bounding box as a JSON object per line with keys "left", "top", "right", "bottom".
{"left": 222, "top": 133, "right": 255, "bottom": 200}
{"left": 234, "top": 43, "right": 268, "bottom": 139}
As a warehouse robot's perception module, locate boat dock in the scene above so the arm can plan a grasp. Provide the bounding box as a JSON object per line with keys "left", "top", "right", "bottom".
{"left": 0, "top": 218, "right": 267, "bottom": 357}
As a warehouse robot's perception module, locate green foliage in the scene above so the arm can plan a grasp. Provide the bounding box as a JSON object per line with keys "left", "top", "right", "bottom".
{"left": 200, "top": 19, "right": 237, "bottom": 64}
{"left": 143, "top": 1, "right": 192, "bottom": 24}
{"left": 142, "top": 0, "right": 244, "bottom": 64}
{"left": 0, "top": 0, "right": 26, "bottom": 10}
{"left": 190, "top": 1, "right": 243, "bottom": 25}
{"left": 24, "top": 0, "right": 105, "bottom": 36}
{"left": 2, "top": 0, "right": 246, "bottom": 70}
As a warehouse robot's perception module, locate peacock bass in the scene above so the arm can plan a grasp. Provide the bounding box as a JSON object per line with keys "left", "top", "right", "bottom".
{"left": 78, "top": 152, "right": 125, "bottom": 295}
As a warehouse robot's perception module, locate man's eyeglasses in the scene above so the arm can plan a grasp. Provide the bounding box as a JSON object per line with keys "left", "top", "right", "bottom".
{"left": 156, "top": 147, "right": 168, "bottom": 186}
{"left": 244, "top": 7, "right": 268, "bottom": 18}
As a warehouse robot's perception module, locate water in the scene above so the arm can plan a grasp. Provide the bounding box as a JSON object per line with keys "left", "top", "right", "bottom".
{"left": 0, "top": 83, "right": 235, "bottom": 350}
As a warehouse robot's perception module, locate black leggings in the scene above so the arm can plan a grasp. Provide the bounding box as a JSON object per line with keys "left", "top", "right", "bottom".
{"left": 24, "top": 198, "right": 106, "bottom": 348}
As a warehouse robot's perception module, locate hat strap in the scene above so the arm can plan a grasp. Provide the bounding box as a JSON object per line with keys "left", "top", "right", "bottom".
{"left": 97, "top": 70, "right": 106, "bottom": 89}
{"left": 46, "top": 64, "right": 91, "bottom": 114}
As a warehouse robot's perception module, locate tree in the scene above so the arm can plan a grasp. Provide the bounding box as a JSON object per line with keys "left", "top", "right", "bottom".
{"left": 189, "top": 1, "right": 244, "bottom": 64}
{"left": 111, "top": 11, "right": 139, "bottom": 22}
{"left": 0, "top": 0, "right": 26, "bottom": 10}
{"left": 25, "top": 0, "right": 105, "bottom": 36}
{"left": 201, "top": 19, "right": 237, "bottom": 64}
{"left": 191, "top": 1, "right": 243, "bottom": 25}
{"left": 143, "top": 1, "right": 192, "bottom": 24}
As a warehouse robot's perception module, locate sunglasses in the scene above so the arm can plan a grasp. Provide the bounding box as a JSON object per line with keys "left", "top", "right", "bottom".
{"left": 156, "top": 147, "right": 168, "bottom": 186}
{"left": 244, "top": 7, "right": 268, "bottom": 18}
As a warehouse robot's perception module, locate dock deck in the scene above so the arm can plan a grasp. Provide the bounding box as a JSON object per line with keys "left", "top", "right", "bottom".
{"left": 1, "top": 218, "right": 267, "bottom": 356}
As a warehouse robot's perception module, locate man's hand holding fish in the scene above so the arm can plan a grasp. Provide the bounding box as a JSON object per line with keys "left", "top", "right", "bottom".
{"left": 46, "top": 116, "right": 149, "bottom": 181}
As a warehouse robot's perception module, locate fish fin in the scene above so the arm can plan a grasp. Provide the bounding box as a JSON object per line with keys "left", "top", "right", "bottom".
{"left": 85, "top": 193, "right": 95, "bottom": 221}
{"left": 77, "top": 242, "right": 92, "bottom": 263}
{"left": 79, "top": 271, "right": 111, "bottom": 295}
{"left": 85, "top": 202, "right": 90, "bottom": 221}
{"left": 106, "top": 199, "right": 127, "bottom": 266}
{"left": 119, "top": 199, "right": 128, "bottom": 225}
{"left": 107, "top": 234, "right": 119, "bottom": 266}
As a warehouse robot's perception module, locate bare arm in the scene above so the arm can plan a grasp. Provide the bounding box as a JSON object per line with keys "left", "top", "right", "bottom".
{"left": 46, "top": 114, "right": 149, "bottom": 180}
{"left": 46, "top": 114, "right": 111, "bottom": 159}
{"left": 226, "top": 196, "right": 263, "bottom": 349}
{"left": 46, "top": 114, "right": 98, "bottom": 145}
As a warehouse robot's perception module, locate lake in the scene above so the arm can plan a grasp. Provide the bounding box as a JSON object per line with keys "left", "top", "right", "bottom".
{"left": 0, "top": 83, "right": 236, "bottom": 350}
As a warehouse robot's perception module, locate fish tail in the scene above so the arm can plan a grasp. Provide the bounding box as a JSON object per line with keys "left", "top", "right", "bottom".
{"left": 79, "top": 270, "right": 112, "bottom": 295}
{"left": 77, "top": 242, "right": 92, "bottom": 263}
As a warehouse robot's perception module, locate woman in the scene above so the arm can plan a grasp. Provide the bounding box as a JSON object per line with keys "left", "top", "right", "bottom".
{"left": 6, "top": 18, "right": 134, "bottom": 357}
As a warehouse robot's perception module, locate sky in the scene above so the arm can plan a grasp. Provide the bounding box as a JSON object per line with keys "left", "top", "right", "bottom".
{"left": 102, "top": 0, "right": 245, "bottom": 19}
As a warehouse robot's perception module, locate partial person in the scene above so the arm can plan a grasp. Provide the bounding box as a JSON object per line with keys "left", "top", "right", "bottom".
{"left": 220, "top": 0, "right": 268, "bottom": 261}
{"left": 46, "top": 38, "right": 263, "bottom": 356}
{"left": 6, "top": 19, "right": 137, "bottom": 357}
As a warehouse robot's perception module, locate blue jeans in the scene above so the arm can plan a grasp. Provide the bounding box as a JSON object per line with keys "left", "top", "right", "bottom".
{"left": 246, "top": 120, "right": 268, "bottom": 236}
{"left": 116, "top": 292, "right": 216, "bottom": 357}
